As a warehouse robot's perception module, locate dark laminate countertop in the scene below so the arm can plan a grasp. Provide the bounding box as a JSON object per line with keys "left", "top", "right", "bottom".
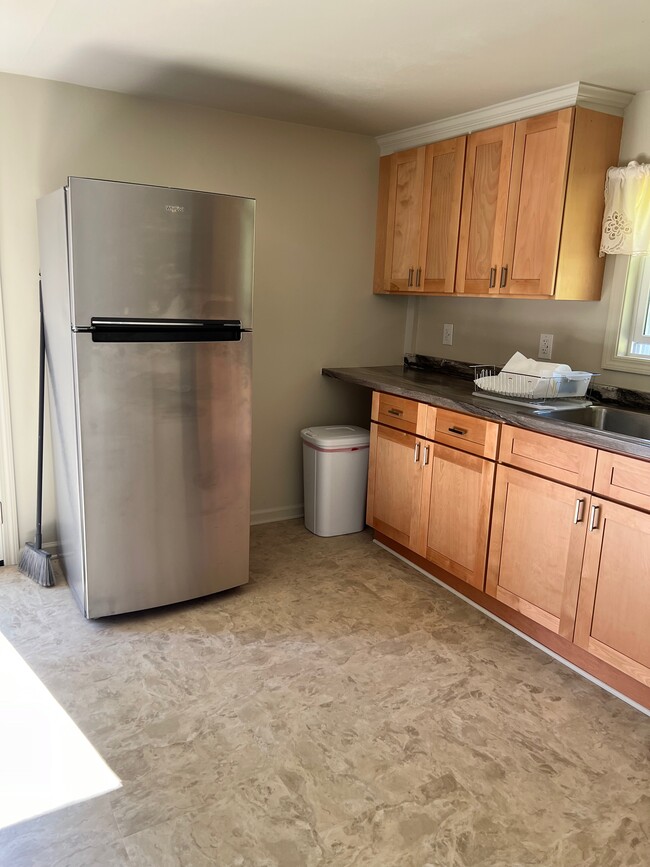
{"left": 322, "top": 364, "right": 650, "bottom": 462}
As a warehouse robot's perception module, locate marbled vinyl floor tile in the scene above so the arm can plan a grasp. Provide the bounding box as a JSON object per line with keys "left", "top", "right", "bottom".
{"left": 0, "top": 520, "right": 648, "bottom": 866}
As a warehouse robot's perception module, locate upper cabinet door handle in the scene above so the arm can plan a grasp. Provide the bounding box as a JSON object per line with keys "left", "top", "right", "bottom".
{"left": 415, "top": 267, "right": 422, "bottom": 288}
{"left": 489, "top": 267, "right": 496, "bottom": 288}
{"left": 500, "top": 266, "right": 508, "bottom": 288}
{"left": 408, "top": 267, "right": 414, "bottom": 287}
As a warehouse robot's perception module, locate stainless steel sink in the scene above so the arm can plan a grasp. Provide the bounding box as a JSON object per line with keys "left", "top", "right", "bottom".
{"left": 533, "top": 405, "right": 650, "bottom": 442}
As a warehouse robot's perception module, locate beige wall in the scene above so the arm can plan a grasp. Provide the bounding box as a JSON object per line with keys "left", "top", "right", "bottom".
{"left": 0, "top": 72, "right": 407, "bottom": 547}
{"left": 414, "top": 91, "right": 650, "bottom": 391}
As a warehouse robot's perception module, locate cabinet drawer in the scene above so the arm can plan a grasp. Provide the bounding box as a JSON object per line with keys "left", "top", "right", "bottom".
{"left": 427, "top": 407, "right": 500, "bottom": 459}
{"left": 594, "top": 451, "right": 650, "bottom": 512}
{"left": 499, "top": 425, "right": 596, "bottom": 489}
{"left": 372, "top": 392, "right": 423, "bottom": 434}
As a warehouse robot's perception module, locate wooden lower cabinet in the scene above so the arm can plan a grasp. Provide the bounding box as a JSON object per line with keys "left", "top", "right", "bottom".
{"left": 574, "top": 499, "right": 650, "bottom": 687}
{"left": 486, "top": 466, "right": 589, "bottom": 639}
{"left": 418, "top": 443, "right": 494, "bottom": 589}
{"left": 368, "top": 420, "right": 494, "bottom": 590}
{"left": 366, "top": 423, "right": 424, "bottom": 550}
{"left": 366, "top": 400, "right": 650, "bottom": 707}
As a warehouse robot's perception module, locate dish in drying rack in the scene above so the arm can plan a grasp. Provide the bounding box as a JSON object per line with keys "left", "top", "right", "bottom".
{"left": 473, "top": 367, "right": 594, "bottom": 401}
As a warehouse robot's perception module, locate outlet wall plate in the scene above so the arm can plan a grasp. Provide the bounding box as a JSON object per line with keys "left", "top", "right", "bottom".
{"left": 539, "top": 333, "right": 554, "bottom": 359}
{"left": 443, "top": 323, "right": 454, "bottom": 346}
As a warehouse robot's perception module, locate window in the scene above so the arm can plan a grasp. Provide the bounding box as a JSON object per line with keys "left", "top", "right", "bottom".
{"left": 600, "top": 160, "right": 650, "bottom": 374}
{"left": 602, "top": 255, "right": 650, "bottom": 374}
{"left": 629, "top": 256, "right": 650, "bottom": 357}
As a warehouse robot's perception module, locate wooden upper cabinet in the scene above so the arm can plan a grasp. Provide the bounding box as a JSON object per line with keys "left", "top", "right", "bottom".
{"left": 373, "top": 106, "right": 622, "bottom": 300}
{"left": 456, "top": 124, "right": 514, "bottom": 296}
{"left": 374, "top": 138, "right": 465, "bottom": 294}
{"left": 382, "top": 147, "right": 426, "bottom": 292}
{"left": 500, "top": 109, "right": 573, "bottom": 297}
{"left": 575, "top": 499, "right": 650, "bottom": 687}
{"left": 498, "top": 107, "right": 622, "bottom": 299}
{"left": 554, "top": 108, "right": 624, "bottom": 300}
{"left": 419, "top": 137, "right": 466, "bottom": 294}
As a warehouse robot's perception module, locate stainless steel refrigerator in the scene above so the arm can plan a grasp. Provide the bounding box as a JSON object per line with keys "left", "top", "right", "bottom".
{"left": 37, "top": 177, "right": 255, "bottom": 618}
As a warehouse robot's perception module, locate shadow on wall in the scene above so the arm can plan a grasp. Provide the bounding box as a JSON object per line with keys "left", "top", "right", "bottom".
{"left": 20, "top": 49, "right": 400, "bottom": 542}
{"left": 45, "top": 45, "right": 385, "bottom": 135}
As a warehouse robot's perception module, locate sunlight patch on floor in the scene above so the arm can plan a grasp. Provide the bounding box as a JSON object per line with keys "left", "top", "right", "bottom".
{"left": 0, "top": 631, "right": 120, "bottom": 831}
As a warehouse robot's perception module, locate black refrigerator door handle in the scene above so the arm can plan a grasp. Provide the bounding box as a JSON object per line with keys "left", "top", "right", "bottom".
{"left": 79, "top": 318, "right": 248, "bottom": 343}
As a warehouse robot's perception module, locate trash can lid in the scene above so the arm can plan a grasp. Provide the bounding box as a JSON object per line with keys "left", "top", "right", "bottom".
{"left": 301, "top": 425, "right": 370, "bottom": 448}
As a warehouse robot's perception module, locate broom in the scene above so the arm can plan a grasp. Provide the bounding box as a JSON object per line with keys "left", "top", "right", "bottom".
{"left": 18, "top": 280, "right": 54, "bottom": 587}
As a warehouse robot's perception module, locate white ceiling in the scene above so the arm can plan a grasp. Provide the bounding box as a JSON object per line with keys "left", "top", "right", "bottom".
{"left": 1, "top": 0, "right": 649, "bottom": 135}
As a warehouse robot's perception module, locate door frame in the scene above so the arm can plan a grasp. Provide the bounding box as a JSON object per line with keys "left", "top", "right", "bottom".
{"left": 0, "top": 275, "right": 20, "bottom": 565}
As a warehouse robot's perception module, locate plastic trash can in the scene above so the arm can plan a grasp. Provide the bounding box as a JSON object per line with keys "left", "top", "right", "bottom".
{"left": 301, "top": 425, "right": 370, "bottom": 537}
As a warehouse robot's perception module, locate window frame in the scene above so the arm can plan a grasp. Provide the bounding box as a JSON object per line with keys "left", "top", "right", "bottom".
{"left": 602, "top": 254, "right": 650, "bottom": 373}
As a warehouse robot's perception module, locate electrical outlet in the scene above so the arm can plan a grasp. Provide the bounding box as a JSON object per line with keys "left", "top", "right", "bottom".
{"left": 443, "top": 323, "right": 454, "bottom": 346}
{"left": 538, "top": 333, "right": 553, "bottom": 359}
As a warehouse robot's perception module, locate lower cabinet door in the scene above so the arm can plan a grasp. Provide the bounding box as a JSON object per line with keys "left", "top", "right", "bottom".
{"left": 486, "top": 466, "right": 589, "bottom": 639}
{"left": 418, "top": 443, "right": 494, "bottom": 589}
{"left": 366, "top": 422, "right": 424, "bottom": 550}
{"left": 574, "top": 499, "right": 650, "bottom": 687}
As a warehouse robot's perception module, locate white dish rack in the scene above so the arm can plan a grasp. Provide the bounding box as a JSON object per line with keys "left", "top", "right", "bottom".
{"left": 472, "top": 365, "right": 596, "bottom": 409}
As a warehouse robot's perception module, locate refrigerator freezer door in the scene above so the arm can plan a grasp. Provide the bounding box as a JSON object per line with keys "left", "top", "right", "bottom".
{"left": 74, "top": 331, "right": 252, "bottom": 618}
{"left": 67, "top": 178, "right": 254, "bottom": 327}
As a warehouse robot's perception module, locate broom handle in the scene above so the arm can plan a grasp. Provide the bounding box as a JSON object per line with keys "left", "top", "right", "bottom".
{"left": 35, "top": 279, "right": 46, "bottom": 551}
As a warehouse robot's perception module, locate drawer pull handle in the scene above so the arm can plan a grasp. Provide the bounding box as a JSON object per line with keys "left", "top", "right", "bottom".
{"left": 573, "top": 498, "right": 585, "bottom": 524}
{"left": 423, "top": 444, "right": 430, "bottom": 466}
{"left": 448, "top": 426, "right": 467, "bottom": 435}
{"left": 387, "top": 408, "right": 403, "bottom": 417}
{"left": 589, "top": 504, "right": 601, "bottom": 532}
{"left": 489, "top": 267, "right": 496, "bottom": 288}
{"left": 414, "top": 442, "right": 420, "bottom": 463}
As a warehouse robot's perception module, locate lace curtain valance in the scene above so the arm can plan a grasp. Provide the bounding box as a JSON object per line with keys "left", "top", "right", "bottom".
{"left": 600, "top": 161, "right": 650, "bottom": 256}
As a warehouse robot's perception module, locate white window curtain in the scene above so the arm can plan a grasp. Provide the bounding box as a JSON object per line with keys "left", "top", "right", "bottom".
{"left": 600, "top": 161, "right": 650, "bottom": 256}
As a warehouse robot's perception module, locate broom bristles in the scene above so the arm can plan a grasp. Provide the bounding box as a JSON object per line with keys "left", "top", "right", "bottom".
{"left": 18, "top": 542, "right": 55, "bottom": 588}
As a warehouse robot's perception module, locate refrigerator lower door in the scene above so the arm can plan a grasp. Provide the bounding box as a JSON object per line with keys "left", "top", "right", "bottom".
{"left": 73, "top": 332, "right": 252, "bottom": 618}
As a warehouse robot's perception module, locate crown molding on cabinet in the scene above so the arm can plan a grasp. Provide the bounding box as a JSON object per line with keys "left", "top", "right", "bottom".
{"left": 376, "top": 81, "right": 634, "bottom": 156}
{"left": 575, "top": 82, "right": 636, "bottom": 115}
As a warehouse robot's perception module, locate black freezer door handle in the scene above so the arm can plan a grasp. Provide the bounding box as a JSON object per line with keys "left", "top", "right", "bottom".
{"left": 83, "top": 318, "right": 249, "bottom": 343}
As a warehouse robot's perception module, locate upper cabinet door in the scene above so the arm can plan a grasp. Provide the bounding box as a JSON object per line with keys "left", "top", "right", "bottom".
{"left": 456, "top": 124, "right": 514, "bottom": 296}
{"left": 383, "top": 147, "right": 426, "bottom": 292}
{"left": 419, "top": 137, "right": 466, "bottom": 295}
{"left": 500, "top": 109, "right": 573, "bottom": 297}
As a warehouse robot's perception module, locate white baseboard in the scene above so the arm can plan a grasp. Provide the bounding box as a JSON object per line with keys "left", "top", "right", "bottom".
{"left": 374, "top": 540, "right": 650, "bottom": 718}
{"left": 42, "top": 541, "right": 61, "bottom": 558}
{"left": 250, "top": 504, "right": 304, "bottom": 526}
